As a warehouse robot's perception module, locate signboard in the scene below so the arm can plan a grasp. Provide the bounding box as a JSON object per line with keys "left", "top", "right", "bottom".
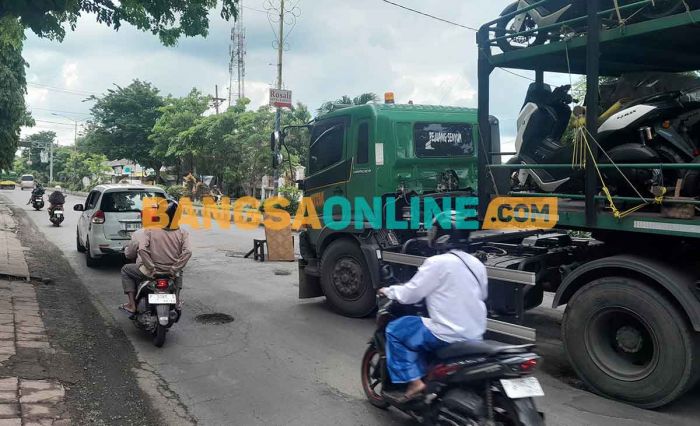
{"left": 123, "top": 166, "right": 132, "bottom": 174}
{"left": 269, "top": 89, "right": 292, "bottom": 108}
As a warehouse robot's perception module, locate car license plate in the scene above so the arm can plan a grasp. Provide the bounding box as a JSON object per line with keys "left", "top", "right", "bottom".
{"left": 500, "top": 377, "right": 544, "bottom": 399}
{"left": 122, "top": 222, "right": 141, "bottom": 231}
{"left": 54, "top": 211, "right": 63, "bottom": 216}
{"left": 148, "top": 293, "right": 176, "bottom": 304}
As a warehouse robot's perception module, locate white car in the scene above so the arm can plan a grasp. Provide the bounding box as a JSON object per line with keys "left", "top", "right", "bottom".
{"left": 74, "top": 184, "right": 167, "bottom": 267}
{"left": 19, "top": 174, "right": 35, "bottom": 190}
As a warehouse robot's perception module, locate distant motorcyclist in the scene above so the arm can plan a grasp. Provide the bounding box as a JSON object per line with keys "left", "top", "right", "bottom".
{"left": 26, "top": 183, "right": 44, "bottom": 205}
{"left": 47, "top": 185, "right": 65, "bottom": 216}
{"left": 378, "top": 211, "right": 488, "bottom": 400}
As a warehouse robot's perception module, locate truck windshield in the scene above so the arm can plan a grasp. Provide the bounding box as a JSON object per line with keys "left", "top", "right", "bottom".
{"left": 414, "top": 123, "right": 473, "bottom": 157}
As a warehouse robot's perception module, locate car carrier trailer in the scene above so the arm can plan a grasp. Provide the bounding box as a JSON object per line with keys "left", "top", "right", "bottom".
{"left": 293, "top": 0, "right": 700, "bottom": 409}
{"left": 465, "top": 0, "right": 700, "bottom": 408}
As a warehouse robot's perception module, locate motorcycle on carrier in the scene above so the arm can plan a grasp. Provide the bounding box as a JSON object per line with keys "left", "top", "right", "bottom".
{"left": 130, "top": 274, "right": 181, "bottom": 347}
{"left": 48, "top": 204, "right": 64, "bottom": 227}
{"left": 361, "top": 270, "right": 544, "bottom": 425}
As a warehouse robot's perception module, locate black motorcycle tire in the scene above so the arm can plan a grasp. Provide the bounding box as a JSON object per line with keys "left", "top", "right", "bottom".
{"left": 495, "top": 2, "right": 548, "bottom": 52}
{"left": 493, "top": 393, "right": 544, "bottom": 426}
{"left": 361, "top": 345, "right": 389, "bottom": 409}
{"left": 153, "top": 324, "right": 167, "bottom": 347}
{"left": 33, "top": 205, "right": 42, "bottom": 211}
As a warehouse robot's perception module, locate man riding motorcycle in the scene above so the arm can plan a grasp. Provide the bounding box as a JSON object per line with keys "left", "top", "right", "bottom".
{"left": 120, "top": 200, "right": 191, "bottom": 315}
{"left": 47, "top": 185, "right": 65, "bottom": 216}
{"left": 378, "top": 211, "right": 488, "bottom": 400}
{"left": 26, "top": 183, "right": 44, "bottom": 205}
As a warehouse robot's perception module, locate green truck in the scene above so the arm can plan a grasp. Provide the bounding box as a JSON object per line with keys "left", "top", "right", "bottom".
{"left": 293, "top": 101, "right": 498, "bottom": 317}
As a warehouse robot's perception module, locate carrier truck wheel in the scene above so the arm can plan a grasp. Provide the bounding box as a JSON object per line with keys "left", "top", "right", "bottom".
{"left": 562, "top": 276, "right": 698, "bottom": 408}
{"left": 320, "top": 239, "right": 375, "bottom": 318}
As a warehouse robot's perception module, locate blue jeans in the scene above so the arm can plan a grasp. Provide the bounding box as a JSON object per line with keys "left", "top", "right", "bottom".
{"left": 385, "top": 316, "right": 449, "bottom": 383}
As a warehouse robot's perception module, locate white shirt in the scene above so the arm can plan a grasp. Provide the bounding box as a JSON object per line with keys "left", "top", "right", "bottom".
{"left": 384, "top": 250, "right": 488, "bottom": 343}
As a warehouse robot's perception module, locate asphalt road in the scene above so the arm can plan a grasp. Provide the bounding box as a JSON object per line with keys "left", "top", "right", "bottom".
{"left": 4, "top": 187, "right": 699, "bottom": 426}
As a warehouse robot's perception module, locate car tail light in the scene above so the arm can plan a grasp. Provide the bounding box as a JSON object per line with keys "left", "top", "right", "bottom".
{"left": 430, "top": 363, "right": 461, "bottom": 379}
{"left": 519, "top": 358, "right": 538, "bottom": 373}
{"left": 155, "top": 279, "right": 169, "bottom": 290}
{"left": 91, "top": 210, "right": 105, "bottom": 224}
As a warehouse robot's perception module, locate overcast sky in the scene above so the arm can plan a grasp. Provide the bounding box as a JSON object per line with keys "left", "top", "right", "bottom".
{"left": 20, "top": 0, "right": 568, "bottom": 150}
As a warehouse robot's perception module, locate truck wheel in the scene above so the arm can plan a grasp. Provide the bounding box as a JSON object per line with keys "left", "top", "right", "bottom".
{"left": 562, "top": 277, "right": 698, "bottom": 408}
{"left": 320, "top": 239, "right": 375, "bottom": 318}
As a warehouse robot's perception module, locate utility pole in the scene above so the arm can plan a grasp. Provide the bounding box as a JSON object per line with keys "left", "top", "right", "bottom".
{"left": 212, "top": 85, "right": 226, "bottom": 114}
{"left": 49, "top": 142, "right": 53, "bottom": 183}
{"left": 273, "top": 0, "right": 285, "bottom": 196}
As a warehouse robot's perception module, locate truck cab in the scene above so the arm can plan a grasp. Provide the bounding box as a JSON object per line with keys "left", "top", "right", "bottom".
{"left": 296, "top": 102, "right": 498, "bottom": 317}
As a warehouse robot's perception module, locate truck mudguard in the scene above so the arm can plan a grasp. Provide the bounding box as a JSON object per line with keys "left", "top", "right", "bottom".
{"left": 553, "top": 254, "right": 700, "bottom": 330}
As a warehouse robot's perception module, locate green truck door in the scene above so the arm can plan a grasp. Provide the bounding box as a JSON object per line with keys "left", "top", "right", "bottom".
{"left": 304, "top": 116, "right": 351, "bottom": 217}
{"left": 346, "top": 119, "right": 375, "bottom": 208}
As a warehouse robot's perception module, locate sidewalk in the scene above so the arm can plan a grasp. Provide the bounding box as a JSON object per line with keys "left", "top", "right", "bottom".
{"left": 0, "top": 205, "right": 69, "bottom": 424}
{"left": 0, "top": 204, "right": 29, "bottom": 280}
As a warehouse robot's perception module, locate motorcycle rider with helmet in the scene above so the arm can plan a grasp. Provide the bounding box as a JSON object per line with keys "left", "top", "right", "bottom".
{"left": 47, "top": 185, "right": 65, "bottom": 217}
{"left": 378, "top": 211, "right": 488, "bottom": 400}
{"left": 120, "top": 199, "right": 191, "bottom": 315}
{"left": 26, "top": 182, "right": 45, "bottom": 205}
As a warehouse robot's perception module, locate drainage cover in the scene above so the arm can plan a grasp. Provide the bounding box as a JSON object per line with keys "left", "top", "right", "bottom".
{"left": 195, "top": 313, "right": 234, "bottom": 325}
{"left": 274, "top": 269, "right": 291, "bottom": 276}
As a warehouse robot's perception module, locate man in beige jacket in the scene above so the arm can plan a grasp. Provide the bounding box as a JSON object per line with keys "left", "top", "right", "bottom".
{"left": 120, "top": 200, "right": 192, "bottom": 314}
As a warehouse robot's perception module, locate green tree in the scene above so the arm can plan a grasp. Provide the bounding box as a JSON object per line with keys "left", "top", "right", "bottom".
{"left": 83, "top": 80, "right": 165, "bottom": 178}
{"left": 150, "top": 88, "right": 211, "bottom": 179}
{"left": 16, "top": 131, "right": 60, "bottom": 183}
{"left": 317, "top": 92, "right": 379, "bottom": 115}
{"left": 0, "top": 1, "right": 239, "bottom": 46}
{"left": 60, "top": 151, "right": 110, "bottom": 189}
{"left": 0, "top": 17, "right": 32, "bottom": 169}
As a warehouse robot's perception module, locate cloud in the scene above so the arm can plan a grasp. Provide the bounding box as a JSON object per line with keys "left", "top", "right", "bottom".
{"left": 62, "top": 63, "right": 79, "bottom": 88}
{"left": 19, "top": 0, "right": 546, "bottom": 147}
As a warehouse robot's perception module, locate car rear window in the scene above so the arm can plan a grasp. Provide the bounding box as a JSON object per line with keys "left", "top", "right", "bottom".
{"left": 21, "top": 175, "right": 34, "bottom": 181}
{"left": 100, "top": 191, "right": 165, "bottom": 213}
{"left": 413, "top": 123, "right": 473, "bottom": 157}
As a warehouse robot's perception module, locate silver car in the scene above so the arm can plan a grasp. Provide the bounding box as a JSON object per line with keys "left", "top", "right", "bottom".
{"left": 74, "top": 184, "right": 167, "bottom": 267}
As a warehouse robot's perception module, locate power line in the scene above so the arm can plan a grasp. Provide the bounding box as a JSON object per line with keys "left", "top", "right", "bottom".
{"left": 496, "top": 67, "right": 536, "bottom": 82}
{"left": 27, "top": 82, "right": 98, "bottom": 97}
{"left": 29, "top": 107, "right": 91, "bottom": 116}
{"left": 32, "top": 119, "right": 82, "bottom": 127}
{"left": 380, "top": 0, "right": 478, "bottom": 31}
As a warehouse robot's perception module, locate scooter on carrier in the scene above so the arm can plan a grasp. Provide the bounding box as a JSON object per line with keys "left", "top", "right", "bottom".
{"left": 496, "top": 0, "right": 692, "bottom": 52}
{"left": 511, "top": 82, "right": 700, "bottom": 196}
{"left": 130, "top": 274, "right": 181, "bottom": 347}
{"left": 361, "top": 270, "right": 544, "bottom": 425}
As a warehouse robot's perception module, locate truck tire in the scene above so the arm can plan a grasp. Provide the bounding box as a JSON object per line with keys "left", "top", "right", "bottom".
{"left": 320, "top": 239, "right": 375, "bottom": 318}
{"left": 562, "top": 277, "right": 698, "bottom": 408}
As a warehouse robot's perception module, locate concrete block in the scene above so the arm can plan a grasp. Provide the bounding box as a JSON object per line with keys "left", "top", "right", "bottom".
{"left": 0, "top": 378, "right": 17, "bottom": 392}
{"left": 0, "top": 403, "right": 19, "bottom": 418}
{"left": 16, "top": 341, "right": 49, "bottom": 350}
{"left": 19, "top": 380, "right": 64, "bottom": 404}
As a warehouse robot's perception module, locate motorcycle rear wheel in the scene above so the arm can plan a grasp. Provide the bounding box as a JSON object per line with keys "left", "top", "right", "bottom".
{"left": 492, "top": 393, "right": 543, "bottom": 426}
{"left": 495, "top": 2, "right": 548, "bottom": 52}
{"left": 361, "top": 346, "right": 389, "bottom": 408}
{"left": 153, "top": 324, "right": 167, "bottom": 347}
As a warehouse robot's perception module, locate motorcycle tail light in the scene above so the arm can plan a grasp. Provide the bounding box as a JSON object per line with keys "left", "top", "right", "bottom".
{"left": 155, "top": 279, "right": 169, "bottom": 290}
{"left": 519, "top": 358, "right": 538, "bottom": 373}
{"left": 91, "top": 210, "right": 105, "bottom": 224}
{"left": 430, "top": 363, "right": 461, "bottom": 379}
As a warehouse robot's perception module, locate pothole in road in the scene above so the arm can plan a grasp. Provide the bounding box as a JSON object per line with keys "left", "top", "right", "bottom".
{"left": 195, "top": 313, "right": 234, "bottom": 325}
